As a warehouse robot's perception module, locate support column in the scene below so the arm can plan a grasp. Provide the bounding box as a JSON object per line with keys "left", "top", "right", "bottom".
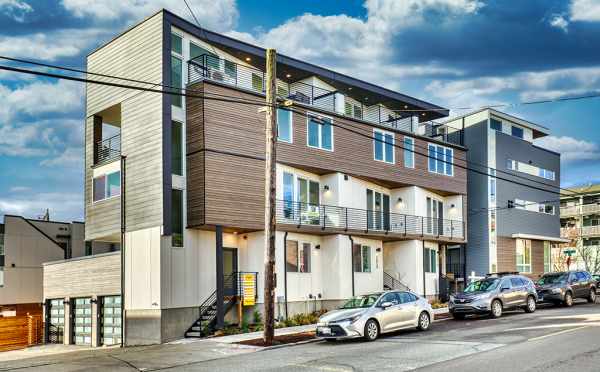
{"left": 215, "top": 225, "right": 224, "bottom": 329}
{"left": 64, "top": 298, "right": 72, "bottom": 345}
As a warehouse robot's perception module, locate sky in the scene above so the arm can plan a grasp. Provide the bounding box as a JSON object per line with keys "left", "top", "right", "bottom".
{"left": 1, "top": 0, "right": 600, "bottom": 221}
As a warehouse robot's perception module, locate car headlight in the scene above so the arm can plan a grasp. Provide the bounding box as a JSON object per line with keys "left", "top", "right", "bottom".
{"left": 334, "top": 313, "right": 363, "bottom": 324}
{"left": 551, "top": 288, "right": 562, "bottom": 294}
{"left": 449, "top": 295, "right": 455, "bottom": 302}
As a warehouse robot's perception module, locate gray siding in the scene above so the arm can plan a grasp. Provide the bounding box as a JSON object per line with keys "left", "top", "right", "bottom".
{"left": 464, "top": 121, "right": 490, "bottom": 276}
{"left": 495, "top": 132, "right": 561, "bottom": 238}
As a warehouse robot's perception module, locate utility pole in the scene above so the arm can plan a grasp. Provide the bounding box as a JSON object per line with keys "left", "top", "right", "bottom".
{"left": 263, "top": 48, "right": 277, "bottom": 346}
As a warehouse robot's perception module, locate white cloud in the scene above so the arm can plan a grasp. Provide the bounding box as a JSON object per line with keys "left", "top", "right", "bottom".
{"left": 0, "top": 0, "right": 32, "bottom": 22}
{"left": 570, "top": 0, "right": 600, "bottom": 22}
{"left": 549, "top": 14, "right": 569, "bottom": 32}
{"left": 0, "top": 192, "right": 83, "bottom": 221}
{"left": 40, "top": 147, "right": 83, "bottom": 167}
{"left": 9, "top": 186, "right": 31, "bottom": 192}
{"left": 61, "top": 0, "right": 238, "bottom": 32}
{"left": 535, "top": 135, "right": 600, "bottom": 163}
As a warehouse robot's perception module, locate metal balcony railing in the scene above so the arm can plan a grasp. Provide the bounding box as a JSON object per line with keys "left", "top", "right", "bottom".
{"left": 95, "top": 134, "right": 121, "bottom": 165}
{"left": 187, "top": 54, "right": 464, "bottom": 145}
{"left": 275, "top": 200, "right": 465, "bottom": 240}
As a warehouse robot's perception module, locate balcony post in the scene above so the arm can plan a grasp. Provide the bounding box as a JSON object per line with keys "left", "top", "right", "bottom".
{"left": 345, "top": 207, "right": 348, "bottom": 231}
{"left": 404, "top": 215, "right": 407, "bottom": 236}
{"left": 322, "top": 205, "right": 326, "bottom": 230}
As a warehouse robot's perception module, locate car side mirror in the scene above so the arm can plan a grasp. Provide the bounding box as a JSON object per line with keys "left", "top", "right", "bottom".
{"left": 380, "top": 301, "right": 393, "bottom": 309}
{"left": 501, "top": 287, "right": 510, "bottom": 292}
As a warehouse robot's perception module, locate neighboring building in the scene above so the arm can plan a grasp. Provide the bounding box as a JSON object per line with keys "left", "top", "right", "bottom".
{"left": 0, "top": 215, "right": 107, "bottom": 317}
{"left": 46, "top": 9, "right": 468, "bottom": 346}
{"left": 444, "top": 108, "right": 567, "bottom": 280}
{"left": 560, "top": 183, "right": 600, "bottom": 273}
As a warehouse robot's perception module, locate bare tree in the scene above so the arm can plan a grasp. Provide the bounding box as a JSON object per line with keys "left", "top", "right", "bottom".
{"left": 579, "top": 244, "right": 600, "bottom": 274}
{"left": 556, "top": 226, "right": 579, "bottom": 271}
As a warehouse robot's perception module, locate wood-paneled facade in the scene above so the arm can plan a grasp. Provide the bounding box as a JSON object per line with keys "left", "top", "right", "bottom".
{"left": 497, "top": 237, "right": 546, "bottom": 279}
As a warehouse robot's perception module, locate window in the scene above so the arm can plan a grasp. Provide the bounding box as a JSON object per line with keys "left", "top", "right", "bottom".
{"left": 367, "top": 189, "right": 390, "bottom": 230}
{"left": 426, "top": 197, "right": 444, "bottom": 235}
{"left": 344, "top": 102, "right": 352, "bottom": 116}
{"left": 544, "top": 241, "right": 551, "bottom": 273}
{"left": 172, "top": 189, "right": 183, "bottom": 247}
{"left": 380, "top": 292, "right": 400, "bottom": 305}
{"left": 283, "top": 172, "right": 294, "bottom": 218}
{"left": 0, "top": 267, "right": 3, "bottom": 287}
{"left": 277, "top": 109, "right": 292, "bottom": 143}
{"left": 307, "top": 115, "right": 333, "bottom": 151}
{"left": 516, "top": 239, "right": 532, "bottom": 273}
{"left": 93, "top": 171, "right": 121, "bottom": 202}
{"left": 172, "top": 121, "right": 183, "bottom": 176}
{"left": 353, "top": 244, "right": 371, "bottom": 272}
{"left": 490, "top": 118, "right": 502, "bottom": 131}
{"left": 277, "top": 84, "right": 288, "bottom": 98}
{"left": 170, "top": 56, "right": 182, "bottom": 107}
{"left": 404, "top": 137, "right": 414, "bottom": 168}
{"left": 428, "top": 144, "right": 453, "bottom": 176}
{"left": 506, "top": 159, "right": 555, "bottom": 180}
{"left": 224, "top": 60, "right": 236, "bottom": 78}
{"left": 489, "top": 170, "right": 496, "bottom": 203}
{"left": 399, "top": 292, "right": 417, "bottom": 303}
{"left": 511, "top": 278, "right": 525, "bottom": 287}
{"left": 286, "top": 241, "right": 311, "bottom": 273}
{"left": 373, "top": 129, "right": 394, "bottom": 163}
{"left": 190, "top": 43, "right": 219, "bottom": 69}
{"left": 511, "top": 126, "right": 524, "bottom": 139}
{"left": 171, "top": 33, "right": 182, "bottom": 55}
{"left": 354, "top": 104, "right": 362, "bottom": 119}
{"left": 0, "top": 224, "right": 5, "bottom": 258}
{"left": 344, "top": 102, "right": 362, "bottom": 119}
{"left": 85, "top": 241, "right": 92, "bottom": 256}
{"left": 424, "top": 248, "right": 437, "bottom": 273}
{"left": 514, "top": 199, "right": 555, "bottom": 215}
{"left": 251, "top": 73, "right": 263, "bottom": 92}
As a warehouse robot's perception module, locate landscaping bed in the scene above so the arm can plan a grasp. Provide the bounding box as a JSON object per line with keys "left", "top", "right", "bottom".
{"left": 236, "top": 331, "right": 316, "bottom": 347}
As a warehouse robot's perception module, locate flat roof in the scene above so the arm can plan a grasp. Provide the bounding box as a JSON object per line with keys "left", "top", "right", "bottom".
{"left": 443, "top": 108, "right": 550, "bottom": 138}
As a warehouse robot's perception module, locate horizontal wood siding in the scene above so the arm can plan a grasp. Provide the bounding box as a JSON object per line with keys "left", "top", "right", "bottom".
{"left": 43, "top": 253, "right": 121, "bottom": 299}
{"left": 497, "top": 237, "right": 545, "bottom": 279}
{"left": 186, "top": 81, "right": 467, "bottom": 230}
{"left": 85, "top": 12, "right": 164, "bottom": 240}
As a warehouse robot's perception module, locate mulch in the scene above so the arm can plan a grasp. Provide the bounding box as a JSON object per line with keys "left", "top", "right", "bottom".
{"left": 235, "top": 331, "right": 316, "bottom": 347}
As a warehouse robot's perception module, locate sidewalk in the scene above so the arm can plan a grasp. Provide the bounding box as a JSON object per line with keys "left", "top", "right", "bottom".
{"left": 172, "top": 324, "right": 317, "bottom": 344}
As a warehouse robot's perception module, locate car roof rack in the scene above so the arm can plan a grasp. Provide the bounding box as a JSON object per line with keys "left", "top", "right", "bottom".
{"left": 485, "top": 272, "right": 519, "bottom": 277}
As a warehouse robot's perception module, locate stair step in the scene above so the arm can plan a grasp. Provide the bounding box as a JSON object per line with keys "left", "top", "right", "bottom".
{"left": 185, "top": 331, "right": 203, "bottom": 338}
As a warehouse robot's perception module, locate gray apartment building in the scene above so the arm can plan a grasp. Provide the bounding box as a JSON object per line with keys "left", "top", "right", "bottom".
{"left": 445, "top": 108, "right": 567, "bottom": 279}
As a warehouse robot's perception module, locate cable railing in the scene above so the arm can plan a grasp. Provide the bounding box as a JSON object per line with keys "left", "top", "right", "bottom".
{"left": 275, "top": 200, "right": 464, "bottom": 240}
{"left": 94, "top": 134, "right": 121, "bottom": 165}
{"left": 187, "top": 54, "right": 463, "bottom": 144}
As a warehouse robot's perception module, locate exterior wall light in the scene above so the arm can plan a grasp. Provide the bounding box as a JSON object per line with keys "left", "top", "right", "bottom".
{"left": 315, "top": 244, "right": 321, "bottom": 250}
{"left": 450, "top": 204, "right": 456, "bottom": 209}
{"left": 323, "top": 185, "right": 330, "bottom": 191}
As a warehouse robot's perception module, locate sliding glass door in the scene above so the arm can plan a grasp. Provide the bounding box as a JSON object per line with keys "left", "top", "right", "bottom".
{"left": 367, "top": 189, "right": 390, "bottom": 230}
{"left": 427, "top": 197, "right": 444, "bottom": 235}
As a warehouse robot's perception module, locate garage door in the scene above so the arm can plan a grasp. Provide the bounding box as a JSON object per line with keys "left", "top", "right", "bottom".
{"left": 101, "top": 296, "right": 122, "bottom": 346}
{"left": 73, "top": 298, "right": 92, "bottom": 345}
{"left": 48, "top": 299, "right": 65, "bottom": 343}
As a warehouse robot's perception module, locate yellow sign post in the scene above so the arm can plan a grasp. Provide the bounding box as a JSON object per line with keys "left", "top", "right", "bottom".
{"left": 241, "top": 273, "right": 256, "bottom": 306}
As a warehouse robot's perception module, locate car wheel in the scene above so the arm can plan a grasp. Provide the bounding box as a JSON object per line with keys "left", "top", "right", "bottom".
{"left": 452, "top": 312, "right": 466, "bottom": 320}
{"left": 490, "top": 299, "right": 503, "bottom": 318}
{"left": 363, "top": 319, "right": 379, "bottom": 341}
{"left": 588, "top": 289, "right": 596, "bottom": 303}
{"left": 524, "top": 296, "right": 536, "bottom": 313}
{"left": 417, "top": 312, "right": 431, "bottom": 331}
{"left": 564, "top": 291, "right": 574, "bottom": 307}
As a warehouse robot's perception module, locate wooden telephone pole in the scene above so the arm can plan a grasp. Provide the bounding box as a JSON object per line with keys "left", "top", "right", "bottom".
{"left": 263, "top": 48, "right": 277, "bottom": 345}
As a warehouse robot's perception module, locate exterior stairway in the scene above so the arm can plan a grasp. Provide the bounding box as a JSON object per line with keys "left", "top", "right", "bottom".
{"left": 383, "top": 271, "right": 412, "bottom": 292}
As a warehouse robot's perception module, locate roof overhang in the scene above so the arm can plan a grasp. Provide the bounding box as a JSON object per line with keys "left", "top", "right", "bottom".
{"left": 511, "top": 233, "right": 570, "bottom": 243}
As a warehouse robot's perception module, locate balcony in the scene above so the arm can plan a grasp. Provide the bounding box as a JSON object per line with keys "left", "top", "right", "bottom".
{"left": 275, "top": 200, "right": 465, "bottom": 241}
{"left": 94, "top": 134, "right": 121, "bottom": 165}
{"left": 560, "top": 205, "right": 580, "bottom": 217}
{"left": 582, "top": 225, "right": 600, "bottom": 237}
{"left": 561, "top": 204, "right": 600, "bottom": 217}
{"left": 562, "top": 225, "right": 600, "bottom": 238}
{"left": 187, "top": 54, "right": 463, "bottom": 146}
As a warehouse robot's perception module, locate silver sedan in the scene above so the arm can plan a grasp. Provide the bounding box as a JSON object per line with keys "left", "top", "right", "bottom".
{"left": 316, "top": 291, "right": 433, "bottom": 341}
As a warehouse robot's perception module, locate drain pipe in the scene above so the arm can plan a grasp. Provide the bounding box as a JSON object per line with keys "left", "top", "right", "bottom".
{"left": 422, "top": 240, "right": 426, "bottom": 298}
{"left": 120, "top": 155, "right": 127, "bottom": 348}
{"left": 349, "top": 235, "right": 355, "bottom": 297}
{"left": 283, "top": 232, "right": 289, "bottom": 320}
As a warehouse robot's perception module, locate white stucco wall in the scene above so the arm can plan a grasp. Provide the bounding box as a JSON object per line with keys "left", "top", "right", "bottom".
{"left": 383, "top": 239, "right": 439, "bottom": 296}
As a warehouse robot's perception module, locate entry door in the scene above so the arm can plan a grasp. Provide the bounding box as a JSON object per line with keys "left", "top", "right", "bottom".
{"left": 427, "top": 197, "right": 444, "bottom": 235}
{"left": 367, "top": 189, "right": 390, "bottom": 230}
{"left": 223, "top": 248, "right": 238, "bottom": 296}
{"left": 73, "top": 298, "right": 92, "bottom": 345}
{"left": 48, "top": 299, "right": 65, "bottom": 344}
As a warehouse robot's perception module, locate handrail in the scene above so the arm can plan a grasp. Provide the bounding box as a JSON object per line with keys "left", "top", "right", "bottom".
{"left": 95, "top": 133, "right": 121, "bottom": 164}
{"left": 383, "top": 271, "right": 412, "bottom": 292}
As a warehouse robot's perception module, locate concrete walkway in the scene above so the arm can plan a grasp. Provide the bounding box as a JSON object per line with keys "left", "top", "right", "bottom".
{"left": 173, "top": 323, "right": 317, "bottom": 344}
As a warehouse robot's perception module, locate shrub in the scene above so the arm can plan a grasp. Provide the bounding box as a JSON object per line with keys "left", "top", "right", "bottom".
{"left": 252, "top": 310, "right": 262, "bottom": 324}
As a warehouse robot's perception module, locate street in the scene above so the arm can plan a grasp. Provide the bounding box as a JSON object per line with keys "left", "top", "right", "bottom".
{"left": 1, "top": 301, "right": 599, "bottom": 371}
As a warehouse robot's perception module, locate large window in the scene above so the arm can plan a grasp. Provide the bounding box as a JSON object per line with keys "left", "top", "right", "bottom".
{"left": 511, "top": 126, "right": 524, "bottom": 139}
{"left": 307, "top": 115, "right": 333, "bottom": 151}
{"left": 507, "top": 159, "right": 555, "bottom": 181}
{"left": 286, "top": 241, "right": 311, "bottom": 273}
{"left": 170, "top": 56, "right": 182, "bottom": 107}
{"left": 190, "top": 42, "right": 219, "bottom": 69}
{"left": 373, "top": 129, "right": 394, "bottom": 163}
{"left": 172, "top": 189, "right": 183, "bottom": 247}
{"left": 424, "top": 248, "right": 437, "bottom": 273}
{"left": 404, "top": 137, "right": 414, "bottom": 168}
{"left": 428, "top": 144, "right": 453, "bottom": 176}
{"left": 353, "top": 244, "right": 371, "bottom": 273}
{"left": 172, "top": 121, "right": 183, "bottom": 176}
{"left": 516, "top": 239, "right": 532, "bottom": 273}
{"left": 277, "top": 109, "right": 292, "bottom": 143}
{"left": 514, "top": 199, "right": 555, "bottom": 215}
{"left": 490, "top": 118, "right": 502, "bottom": 131}
{"left": 93, "top": 171, "right": 121, "bottom": 202}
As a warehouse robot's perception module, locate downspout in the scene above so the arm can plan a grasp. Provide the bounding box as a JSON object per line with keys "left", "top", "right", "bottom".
{"left": 422, "top": 240, "right": 426, "bottom": 298}
{"left": 349, "top": 235, "right": 355, "bottom": 297}
{"left": 283, "top": 232, "right": 288, "bottom": 320}
{"left": 120, "top": 155, "right": 126, "bottom": 348}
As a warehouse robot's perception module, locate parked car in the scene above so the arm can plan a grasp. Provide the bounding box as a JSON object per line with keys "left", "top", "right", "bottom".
{"left": 449, "top": 273, "right": 537, "bottom": 319}
{"left": 316, "top": 291, "right": 433, "bottom": 341}
{"left": 536, "top": 271, "right": 597, "bottom": 306}
{"left": 593, "top": 274, "right": 600, "bottom": 294}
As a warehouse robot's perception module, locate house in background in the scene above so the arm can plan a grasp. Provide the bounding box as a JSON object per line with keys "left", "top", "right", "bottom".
{"left": 560, "top": 183, "right": 600, "bottom": 273}
{"left": 444, "top": 108, "right": 568, "bottom": 280}
{"left": 0, "top": 215, "right": 110, "bottom": 317}
{"left": 44, "top": 9, "right": 468, "bottom": 346}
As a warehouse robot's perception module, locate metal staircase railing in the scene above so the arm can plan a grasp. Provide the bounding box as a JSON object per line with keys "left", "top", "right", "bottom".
{"left": 383, "top": 271, "right": 412, "bottom": 292}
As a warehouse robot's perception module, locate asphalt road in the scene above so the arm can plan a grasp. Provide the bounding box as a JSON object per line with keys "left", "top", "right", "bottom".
{"left": 1, "top": 300, "right": 599, "bottom": 371}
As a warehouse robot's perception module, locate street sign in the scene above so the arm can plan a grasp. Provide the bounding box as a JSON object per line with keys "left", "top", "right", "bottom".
{"left": 241, "top": 273, "right": 256, "bottom": 306}
{"left": 564, "top": 249, "right": 576, "bottom": 256}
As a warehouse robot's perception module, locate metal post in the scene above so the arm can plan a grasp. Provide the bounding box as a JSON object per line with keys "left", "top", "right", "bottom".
{"left": 216, "top": 225, "right": 224, "bottom": 329}
{"left": 120, "top": 155, "right": 126, "bottom": 347}
{"left": 422, "top": 240, "right": 427, "bottom": 298}
{"left": 283, "top": 232, "right": 288, "bottom": 320}
{"left": 349, "top": 236, "right": 355, "bottom": 297}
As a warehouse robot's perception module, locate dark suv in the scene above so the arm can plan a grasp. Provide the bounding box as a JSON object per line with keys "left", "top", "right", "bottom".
{"left": 536, "top": 271, "right": 597, "bottom": 306}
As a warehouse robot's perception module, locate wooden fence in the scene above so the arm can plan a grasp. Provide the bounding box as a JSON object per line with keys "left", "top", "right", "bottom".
{"left": 0, "top": 315, "right": 43, "bottom": 352}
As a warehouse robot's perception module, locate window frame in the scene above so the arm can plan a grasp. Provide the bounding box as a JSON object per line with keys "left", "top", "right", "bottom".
{"left": 170, "top": 55, "right": 183, "bottom": 108}
{"left": 171, "top": 120, "right": 183, "bottom": 176}
{"left": 353, "top": 244, "right": 372, "bottom": 273}
{"left": 286, "top": 240, "right": 311, "bottom": 273}
{"left": 427, "top": 143, "right": 453, "bottom": 176}
{"left": 516, "top": 239, "right": 532, "bottom": 273}
{"left": 490, "top": 118, "right": 502, "bottom": 131}
{"left": 373, "top": 128, "right": 395, "bottom": 164}
{"left": 403, "top": 136, "right": 414, "bottom": 168}
{"left": 92, "top": 171, "right": 121, "bottom": 203}
{"left": 306, "top": 113, "right": 334, "bottom": 152}
{"left": 511, "top": 125, "right": 524, "bottom": 139}
{"left": 171, "top": 189, "right": 184, "bottom": 248}
{"left": 424, "top": 248, "right": 437, "bottom": 273}
{"left": 277, "top": 108, "right": 293, "bottom": 143}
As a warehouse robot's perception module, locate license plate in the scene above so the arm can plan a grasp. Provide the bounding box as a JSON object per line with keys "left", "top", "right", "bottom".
{"left": 319, "top": 327, "right": 331, "bottom": 335}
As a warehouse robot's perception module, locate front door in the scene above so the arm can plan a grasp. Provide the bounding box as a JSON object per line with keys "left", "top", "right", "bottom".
{"left": 223, "top": 248, "right": 238, "bottom": 296}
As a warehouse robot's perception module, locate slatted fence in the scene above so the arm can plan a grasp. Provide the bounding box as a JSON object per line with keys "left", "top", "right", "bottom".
{"left": 0, "top": 315, "right": 43, "bottom": 352}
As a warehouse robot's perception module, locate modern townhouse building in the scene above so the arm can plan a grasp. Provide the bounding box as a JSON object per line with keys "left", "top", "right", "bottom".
{"left": 560, "top": 183, "right": 600, "bottom": 273}
{"left": 0, "top": 215, "right": 108, "bottom": 317}
{"left": 444, "top": 108, "right": 567, "bottom": 280}
{"left": 44, "top": 9, "right": 468, "bottom": 346}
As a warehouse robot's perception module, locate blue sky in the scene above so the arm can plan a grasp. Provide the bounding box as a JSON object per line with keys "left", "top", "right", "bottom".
{"left": 1, "top": 0, "right": 600, "bottom": 221}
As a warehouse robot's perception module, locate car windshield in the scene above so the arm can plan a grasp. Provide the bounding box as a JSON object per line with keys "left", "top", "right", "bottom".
{"left": 538, "top": 273, "right": 568, "bottom": 285}
{"left": 341, "top": 294, "right": 381, "bottom": 309}
{"left": 464, "top": 278, "right": 500, "bottom": 293}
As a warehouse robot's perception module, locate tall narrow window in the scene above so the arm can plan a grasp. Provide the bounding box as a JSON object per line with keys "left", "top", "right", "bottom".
{"left": 172, "top": 189, "right": 184, "bottom": 247}
{"left": 307, "top": 116, "right": 333, "bottom": 151}
{"left": 516, "top": 239, "right": 532, "bottom": 272}
{"left": 171, "top": 33, "right": 182, "bottom": 55}
{"left": 286, "top": 240, "right": 298, "bottom": 272}
{"left": 283, "top": 172, "right": 294, "bottom": 218}
{"left": 543, "top": 241, "right": 551, "bottom": 273}
{"left": 373, "top": 129, "right": 394, "bottom": 163}
{"left": 277, "top": 109, "right": 292, "bottom": 143}
{"left": 251, "top": 73, "right": 263, "bottom": 92}
{"left": 190, "top": 43, "right": 218, "bottom": 69}
{"left": 404, "top": 137, "right": 414, "bottom": 168}
{"left": 170, "top": 56, "right": 182, "bottom": 107}
{"left": 300, "top": 243, "right": 311, "bottom": 273}
{"left": 353, "top": 244, "right": 371, "bottom": 272}
{"left": 172, "top": 121, "right": 183, "bottom": 176}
